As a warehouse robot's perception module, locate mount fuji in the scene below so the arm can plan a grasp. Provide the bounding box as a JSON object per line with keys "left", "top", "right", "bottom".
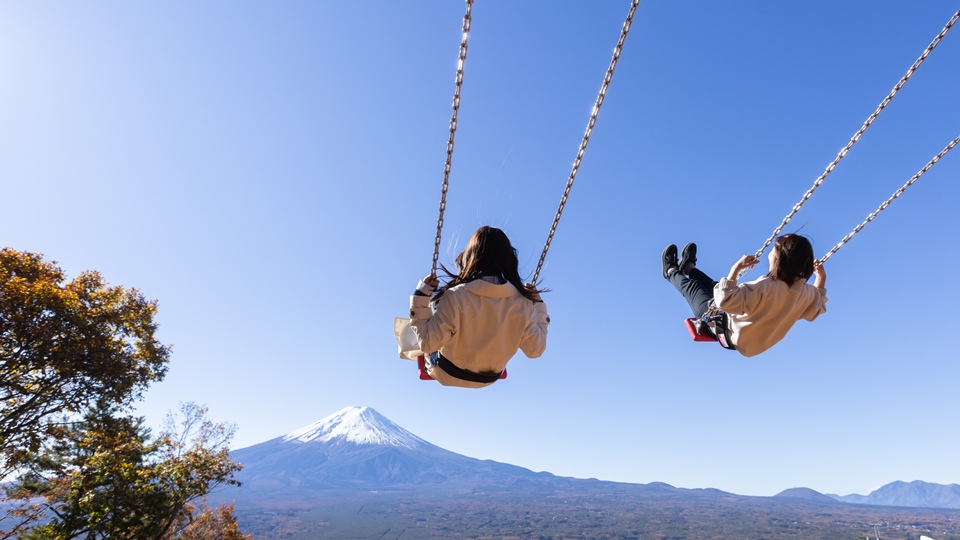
{"left": 229, "top": 406, "right": 550, "bottom": 495}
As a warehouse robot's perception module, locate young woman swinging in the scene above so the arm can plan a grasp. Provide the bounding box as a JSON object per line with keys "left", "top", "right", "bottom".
{"left": 663, "top": 234, "right": 827, "bottom": 357}
{"left": 406, "top": 226, "right": 549, "bottom": 388}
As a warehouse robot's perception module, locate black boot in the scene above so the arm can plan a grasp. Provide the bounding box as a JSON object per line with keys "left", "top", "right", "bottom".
{"left": 679, "top": 243, "right": 698, "bottom": 276}
{"left": 662, "top": 244, "right": 679, "bottom": 279}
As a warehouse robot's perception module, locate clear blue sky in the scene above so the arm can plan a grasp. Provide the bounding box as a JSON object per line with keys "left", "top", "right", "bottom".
{"left": 2, "top": 1, "right": 958, "bottom": 497}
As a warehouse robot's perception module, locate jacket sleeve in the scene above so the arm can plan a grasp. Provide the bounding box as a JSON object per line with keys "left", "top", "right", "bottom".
{"left": 519, "top": 302, "right": 549, "bottom": 359}
{"left": 713, "top": 277, "right": 761, "bottom": 316}
{"left": 408, "top": 292, "right": 459, "bottom": 355}
{"left": 801, "top": 286, "right": 828, "bottom": 322}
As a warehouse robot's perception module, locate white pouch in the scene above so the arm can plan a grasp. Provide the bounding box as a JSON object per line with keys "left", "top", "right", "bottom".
{"left": 393, "top": 317, "right": 423, "bottom": 360}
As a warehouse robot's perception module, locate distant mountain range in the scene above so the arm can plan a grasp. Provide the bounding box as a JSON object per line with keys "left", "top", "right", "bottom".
{"left": 218, "top": 406, "right": 960, "bottom": 539}
{"left": 777, "top": 483, "right": 960, "bottom": 509}
{"left": 828, "top": 481, "right": 960, "bottom": 509}
{"left": 228, "top": 405, "right": 959, "bottom": 510}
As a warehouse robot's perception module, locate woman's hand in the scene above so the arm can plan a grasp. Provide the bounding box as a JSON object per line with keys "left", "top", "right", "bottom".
{"left": 525, "top": 283, "right": 542, "bottom": 302}
{"left": 727, "top": 255, "right": 759, "bottom": 281}
{"left": 813, "top": 260, "right": 826, "bottom": 288}
{"left": 415, "top": 274, "right": 440, "bottom": 296}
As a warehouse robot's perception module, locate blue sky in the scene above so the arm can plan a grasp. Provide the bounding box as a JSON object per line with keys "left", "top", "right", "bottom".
{"left": 2, "top": 1, "right": 958, "bottom": 497}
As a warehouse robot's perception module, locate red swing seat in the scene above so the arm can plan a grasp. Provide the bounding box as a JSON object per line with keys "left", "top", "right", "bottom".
{"left": 417, "top": 356, "right": 507, "bottom": 380}
{"left": 417, "top": 356, "right": 434, "bottom": 380}
{"left": 685, "top": 318, "right": 717, "bottom": 342}
{"left": 684, "top": 318, "right": 736, "bottom": 350}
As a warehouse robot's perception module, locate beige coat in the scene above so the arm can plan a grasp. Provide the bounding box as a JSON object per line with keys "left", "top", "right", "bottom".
{"left": 408, "top": 279, "right": 549, "bottom": 388}
{"left": 715, "top": 276, "right": 827, "bottom": 358}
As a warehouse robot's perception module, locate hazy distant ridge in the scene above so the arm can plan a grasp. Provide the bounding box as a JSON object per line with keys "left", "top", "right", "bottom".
{"left": 773, "top": 487, "right": 838, "bottom": 504}
{"left": 827, "top": 480, "right": 960, "bottom": 509}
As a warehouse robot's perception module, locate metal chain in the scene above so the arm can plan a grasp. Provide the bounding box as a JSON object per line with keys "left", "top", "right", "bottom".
{"left": 431, "top": 0, "right": 474, "bottom": 277}
{"left": 532, "top": 0, "right": 641, "bottom": 284}
{"left": 748, "top": 7, "right": 960, "bottom": 271}
{"left": 819, "top": 135, "right": 959, "bottom": 263}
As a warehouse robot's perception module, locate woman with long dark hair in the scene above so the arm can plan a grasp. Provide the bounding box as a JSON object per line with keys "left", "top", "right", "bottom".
{"left": 407, "top": 226, "right": 549, "bottom": 388}
{"left": 663, "top": 234, "right": 827, "bottom": 357}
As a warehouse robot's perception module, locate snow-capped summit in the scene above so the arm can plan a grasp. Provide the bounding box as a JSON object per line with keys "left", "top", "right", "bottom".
{"left": 282, "top": 406, "right": 428, "bottom": 449}
{"left": 229, "top": 405, "right": 547, "bottom": 496}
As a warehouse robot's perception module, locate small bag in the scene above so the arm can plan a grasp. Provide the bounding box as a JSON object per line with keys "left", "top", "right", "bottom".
{"left": 394, "top": 317, "right": 423, "bottom": 360}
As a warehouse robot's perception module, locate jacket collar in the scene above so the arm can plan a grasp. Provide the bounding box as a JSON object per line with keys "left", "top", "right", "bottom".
{"left": 455, "top": 279, "right": 520, "bottom": 299}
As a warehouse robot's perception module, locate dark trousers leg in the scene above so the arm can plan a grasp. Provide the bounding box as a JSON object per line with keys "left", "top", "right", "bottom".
{"left": 668, "top": 268, "right": 717, "bottom": 318}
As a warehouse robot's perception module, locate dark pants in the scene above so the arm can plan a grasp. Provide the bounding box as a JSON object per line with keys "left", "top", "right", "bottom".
{"left": 668, "top": 268, "right": 717, "bottom": 318}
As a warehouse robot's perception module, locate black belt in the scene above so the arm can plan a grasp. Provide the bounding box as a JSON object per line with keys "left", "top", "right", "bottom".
{"left": 436, "top": 353, "right": 503, "bottom": 384}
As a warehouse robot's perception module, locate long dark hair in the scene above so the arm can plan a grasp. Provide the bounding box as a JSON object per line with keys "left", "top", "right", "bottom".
{"left": 433, "top": 226, "right": 539, "bottom": 302}
{"left": 768, "top": 233, "right": 815, "bottom": 287}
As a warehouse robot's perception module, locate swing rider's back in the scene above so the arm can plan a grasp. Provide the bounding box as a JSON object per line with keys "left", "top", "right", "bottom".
{"left": 404, "top": 226, "right": 549, "bottom": 388}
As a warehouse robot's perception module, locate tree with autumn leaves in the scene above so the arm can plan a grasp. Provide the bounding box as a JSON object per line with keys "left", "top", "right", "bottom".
{"left": 0, "top": 248, "right": 249, "bottom": 539}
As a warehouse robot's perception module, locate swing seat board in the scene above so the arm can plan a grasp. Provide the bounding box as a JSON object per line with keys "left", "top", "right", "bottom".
{"left": 417, "top": 356, "right": 434, "bottom": 380}
{"left": 685, "top": 318, "right": 717, "bottom": 342}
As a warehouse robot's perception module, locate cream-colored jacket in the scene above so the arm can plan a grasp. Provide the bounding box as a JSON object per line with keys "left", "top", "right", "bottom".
{"left": 408, "top": 279, "right": 549, "bottom": 388}
{"left": 714, "top": 276, "right": 827, "bottom": 358}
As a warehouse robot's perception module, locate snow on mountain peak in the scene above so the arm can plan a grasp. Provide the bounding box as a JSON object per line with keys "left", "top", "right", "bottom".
{"left": 282, "top": 406, "right": 428, "bottom": 449}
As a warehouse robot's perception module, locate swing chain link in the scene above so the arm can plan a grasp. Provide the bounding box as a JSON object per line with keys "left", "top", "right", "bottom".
{"left": 532, "top": 0, "right": 641, "bottom": 284}
{"left": 819, "top": 135, "right": 960, "bottom": 263}
{"left": 432, "top": 0, "right": 474, "bottom": 277}
{"left": 742, "top": 8, "right": 960, "bottom": 278}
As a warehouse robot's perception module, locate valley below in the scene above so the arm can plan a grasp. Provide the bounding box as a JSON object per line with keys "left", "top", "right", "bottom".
{"left": 225, "top": 481, "right": 960, "bottom": 540}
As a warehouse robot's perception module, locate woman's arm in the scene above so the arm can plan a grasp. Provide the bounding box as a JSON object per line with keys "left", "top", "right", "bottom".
{"left": 715, "top": 255, "right": 762, "bottom": 316}
{"left": 519, "top": 300, "right": 549, "bottom": 358}
{"left": 813, "top": 260, "right": 826, "bottom": 289}
{"left": 408, "top": 275, "right": 456, "bottom": 354}
{"left": 726, "top": 254, "right": 759, "bottom": 281}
